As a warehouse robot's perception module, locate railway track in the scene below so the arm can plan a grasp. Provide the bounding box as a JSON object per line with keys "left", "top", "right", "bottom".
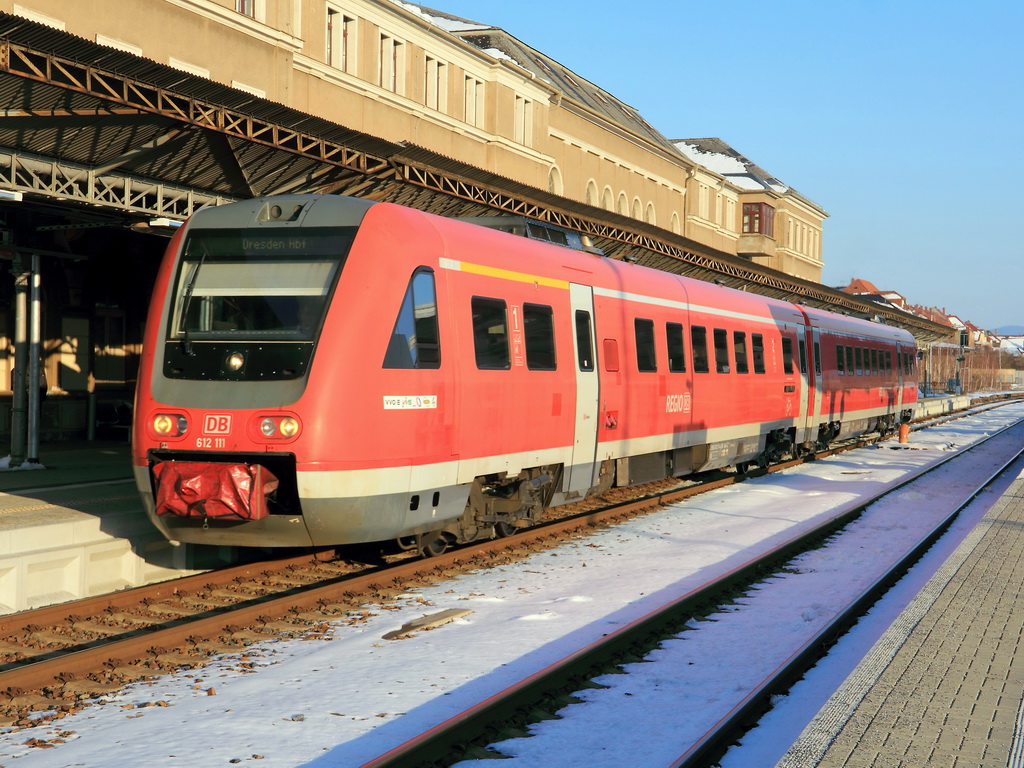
{"left": 0, "top": 399, "right": 1017, "bottom": 733}
{"left": 356, "top": 410, "right": 1024, "bottom": 768}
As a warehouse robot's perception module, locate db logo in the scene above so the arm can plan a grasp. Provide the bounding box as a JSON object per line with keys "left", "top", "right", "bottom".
{"left": 203, "top": 414, "right": 232, "bottom": 435}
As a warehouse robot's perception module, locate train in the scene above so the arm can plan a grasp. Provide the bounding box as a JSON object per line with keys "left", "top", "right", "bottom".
{"left": 131, "top": 194, "right": 918, "bottom": 556}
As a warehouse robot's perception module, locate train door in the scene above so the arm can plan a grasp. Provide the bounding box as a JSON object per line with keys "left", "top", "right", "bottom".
{"left": 566, "top": 283, "right": 599, "bottom": 493}
{"left": 801, "top": 327, "right": 823, "bottom": 442}
{"left": 895, "top": 342, "right": 906, "bottom": 410}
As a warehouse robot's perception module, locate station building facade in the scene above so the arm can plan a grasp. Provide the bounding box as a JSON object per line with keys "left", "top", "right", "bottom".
{"left": 0, "top": 0, "right": 832, "bottom": 441}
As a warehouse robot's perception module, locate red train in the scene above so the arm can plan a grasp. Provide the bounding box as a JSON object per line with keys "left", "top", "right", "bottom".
{"left": 131, "top": 194, "right": 918, "bottom": 555}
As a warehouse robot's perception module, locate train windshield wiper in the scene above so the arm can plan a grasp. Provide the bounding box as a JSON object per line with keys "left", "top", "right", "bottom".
{"left": 178, "top": 242, "right": 210, "bottom": 357}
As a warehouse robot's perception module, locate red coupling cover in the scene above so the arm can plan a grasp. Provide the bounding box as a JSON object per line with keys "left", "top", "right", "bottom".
{"left": 153, "top": 462, "right": 279, "bottom": 520}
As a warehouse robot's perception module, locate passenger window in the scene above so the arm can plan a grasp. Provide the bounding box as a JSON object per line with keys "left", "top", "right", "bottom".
{"left": 814, "top": 342, "right": 821, "bottom": 375}
{"left": 574, "top": 310, "right": 594, "bottom": 371}
{"left": 781, "top": 337, "right": 794, "bottom": 375}
{"left": 634, "top": 318, "right": 657, "bottom": 372}
{"left": 691, "top": 326, "right": 709, "bottom": 373}
{"left": 713, "top": 329, "right": 730, "bottom": 373}
{"left": 885, "top": 351, "right": 892, "bottom": 373}
{"left": 751, "top": 333, "right": 766, "bottom": 374}
{"left": 733, "top": 331, "right": 749, "bottom": 374}
{"left": 836, "top": 344, "right": 845, "bottom": 375}
{"left": 667, "top": 322, "right": 686, "bottom": 372}
{"left": 472, "top": 296, "right": 509, "bottom": 369}
{"left": 870, "top": 349, "right": 878, "bottom": 375}
{"left": 799, "top": 339, "right": 808, "bottom": 374}
{"left": 854, "top": 347, "right": 863, "bottom": 375}
{"left": 845, "top": 346, "right": 855, "bottom": 375}
{"left": 383, "top": 268, "right": 441, "bottom": 369}
{"left": 524, "top": 303, "right": 556, "bottom": 371}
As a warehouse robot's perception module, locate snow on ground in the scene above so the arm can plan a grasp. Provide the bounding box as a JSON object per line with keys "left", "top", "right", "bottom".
{"left": 2, "top": 403, "right": 1023, "bottom": 767}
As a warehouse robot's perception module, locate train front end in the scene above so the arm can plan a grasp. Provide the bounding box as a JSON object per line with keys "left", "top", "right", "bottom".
{"left": 132, "top": 195, "right": 374, "bottom": 548}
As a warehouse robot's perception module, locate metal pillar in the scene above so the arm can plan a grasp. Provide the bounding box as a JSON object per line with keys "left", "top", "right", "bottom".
{"left": 9, "top": 252, "right": 42, "bottom": 467}
{"left": 27, "top": 253, "right": 41, "bottom": 463}
{"left": 9, "top": 255, "right": 28, "bottom": 466}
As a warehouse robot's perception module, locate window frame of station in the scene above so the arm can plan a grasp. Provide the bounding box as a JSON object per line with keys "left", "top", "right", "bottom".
{"left": 326, "top": 7, "right": 356, "bottom": 73}
{"left": 742, "top": 202, "right": 775, "bottom": 237}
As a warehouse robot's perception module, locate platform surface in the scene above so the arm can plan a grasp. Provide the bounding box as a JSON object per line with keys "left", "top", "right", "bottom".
{"left": 0, "top": 440, "right": 205, "bottom": 613}
{"left": 779, "top": 468, "right": 1024, "bottom": 767}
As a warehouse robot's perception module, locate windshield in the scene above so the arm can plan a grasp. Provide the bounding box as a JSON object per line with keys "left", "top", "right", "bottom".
{"left": 169, "top": 227, "right": 355, "bottom": 342}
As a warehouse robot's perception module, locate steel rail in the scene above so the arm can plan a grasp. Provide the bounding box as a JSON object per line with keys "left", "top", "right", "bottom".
{"left": 357, "top": 416, "right": 1024, "bottom": 768}
{"left": 0, "top": 401, "right": 1014, "bottom": 700}
{"left": 668, "top": 419, "right": 1024, "bottom": 767}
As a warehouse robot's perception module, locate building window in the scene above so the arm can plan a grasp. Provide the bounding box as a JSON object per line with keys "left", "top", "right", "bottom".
{"left": 236, "top": 0, "right": 255, "bottom": 18}
{"left": 742, "top": 203, "right": 775, "bottom": 237}
{"left": 548, "top": 166, "right": 563, "bottom": 196}
{"left": 464, "top": 76, "right": 484, "bottom": 127}
{"left": 699, "top": 185, "right": 710, "bottom": 220}
{"left": 379, "top": 35, "right": 404, "bottom": 93}
{"left": 514, "top": 95, "right": 533, "bottom": 145}
{"left": 425, "top": 57, "right": 447, "bottom": 111}
{"left": 327, "top": 9, "right": 354, "bottom": 72}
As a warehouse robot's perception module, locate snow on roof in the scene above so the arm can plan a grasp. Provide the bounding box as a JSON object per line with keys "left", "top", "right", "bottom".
{"left": 391, "top": 1, "right": 491, "bottom": 34}
{"left": 674, "top": 142, "right": 747, "bottom": 175}
{"left": 674, "top": 138, "right": 791, "bottom": 195}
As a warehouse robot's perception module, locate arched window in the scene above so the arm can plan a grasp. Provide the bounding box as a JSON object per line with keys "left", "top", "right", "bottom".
{"left": 548, "top": 166, "right": 563, "bottom": 196}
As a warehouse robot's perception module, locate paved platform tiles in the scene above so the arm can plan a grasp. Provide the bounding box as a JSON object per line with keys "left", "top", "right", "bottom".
{"left": 0, "top": 441, "right": 212, "bottom": 614}
{"left": 779, "top": 468, "right": 1024, "bottom": 768}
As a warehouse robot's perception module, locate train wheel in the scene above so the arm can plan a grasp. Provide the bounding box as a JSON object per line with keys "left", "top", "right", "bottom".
{"left": 417, "top": 532, "right": 449, "bottom": 558}
{"left": 494, "top": 521, "right": 518, "bottom": 538}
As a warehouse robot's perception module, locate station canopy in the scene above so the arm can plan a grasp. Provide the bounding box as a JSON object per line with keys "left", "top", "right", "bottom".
{"left": 0, "top": 12, "right": 951, "bottom": 343}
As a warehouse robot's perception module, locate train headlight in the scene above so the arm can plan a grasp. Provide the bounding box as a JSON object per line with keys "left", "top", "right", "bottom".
{"left": 152, "top": 413, "right": 188, "bottom": 437}
{"left": 258, "top": 415, "right": 300, "bottom": 439}
{"left": 226, "top": 352, "right": 245, "bottom": 372}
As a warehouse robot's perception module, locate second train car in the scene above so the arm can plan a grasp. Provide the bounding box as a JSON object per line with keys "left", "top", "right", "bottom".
{"left": 132, "top": 195, "right": 918, "bottom": 555}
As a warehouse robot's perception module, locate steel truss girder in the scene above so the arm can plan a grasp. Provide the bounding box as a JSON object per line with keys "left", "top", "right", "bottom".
{"left": 0, "top": 37, "right": 949, "bottom": 340}
{"left": 0, "top": 40, "right": 392, "bottom": 177}
{"left": 0, "top": 147, "right": 230, "bottom": 217}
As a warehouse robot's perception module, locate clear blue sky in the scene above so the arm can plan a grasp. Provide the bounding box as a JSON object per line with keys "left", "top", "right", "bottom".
{"left": 427, "top": 0, "right": 1023, "bottom": 330}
